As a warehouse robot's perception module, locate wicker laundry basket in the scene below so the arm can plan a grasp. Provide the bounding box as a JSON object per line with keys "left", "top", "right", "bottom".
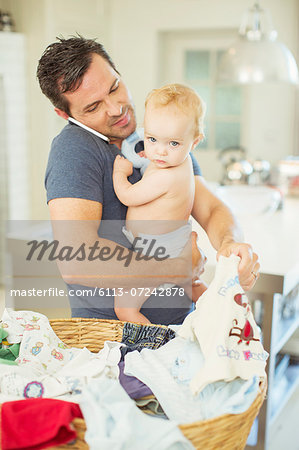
{"left": 45, "top": 318, "right": 267, "bottom": 450}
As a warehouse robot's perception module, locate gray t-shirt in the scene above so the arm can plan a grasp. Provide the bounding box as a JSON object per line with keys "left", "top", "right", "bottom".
{"left": 45, "top": 121, "right": 201, "bottom": 324}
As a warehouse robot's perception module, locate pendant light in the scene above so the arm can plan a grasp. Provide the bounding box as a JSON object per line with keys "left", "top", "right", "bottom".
{"left": 217, "top": 1, "right": 299, "bottom": 84}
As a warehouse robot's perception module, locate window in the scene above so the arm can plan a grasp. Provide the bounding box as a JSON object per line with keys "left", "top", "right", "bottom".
{"left": 159, "top": 30, "right": 244, "bottom": 151}
{"left": 185, "top": 49, "right": 243, "bottom": 150}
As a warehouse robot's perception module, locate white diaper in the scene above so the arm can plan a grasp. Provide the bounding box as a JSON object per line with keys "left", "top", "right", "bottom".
{"left": 122, "top": 222, "right": 191, "bottom": 259}
{"left": 122, "top": 223, "right": 192, "bottom": 291}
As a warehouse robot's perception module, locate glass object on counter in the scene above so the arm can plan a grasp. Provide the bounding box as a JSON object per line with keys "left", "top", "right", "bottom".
{"left": 277, "top": 157, "right": 299, "bottom": 197}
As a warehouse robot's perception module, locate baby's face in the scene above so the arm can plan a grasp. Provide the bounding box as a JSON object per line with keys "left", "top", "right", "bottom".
{"left": 144, "top": 103, "right": 198, "bottom": 169}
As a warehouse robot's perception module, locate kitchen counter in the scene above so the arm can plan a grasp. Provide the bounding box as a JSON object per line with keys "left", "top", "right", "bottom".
{"left": 193, "top": 196, "right": 299, "bottom": 295}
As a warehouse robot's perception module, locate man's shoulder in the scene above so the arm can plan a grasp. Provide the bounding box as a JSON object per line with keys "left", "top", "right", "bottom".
{"left": 49, "top": 122, "right": 114, "bottom": 168}
{"left": 52, "top": 122, "right": 109, "bottom": 151}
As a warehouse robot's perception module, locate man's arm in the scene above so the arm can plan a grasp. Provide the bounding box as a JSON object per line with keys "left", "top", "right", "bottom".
{"left": 48, "top": 197, "right": 197, "bottom": 292}
{"left": 192, "top": 176, "right": 260, "bottom": 290}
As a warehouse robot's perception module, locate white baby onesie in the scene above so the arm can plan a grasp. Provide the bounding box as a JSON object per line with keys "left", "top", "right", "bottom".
{"left": 178, "top": 254, "right": 268, "bottom": 395}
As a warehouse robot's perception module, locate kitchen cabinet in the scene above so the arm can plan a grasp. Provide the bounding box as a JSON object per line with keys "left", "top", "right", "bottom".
{"left": 245, "top": 272, "right": 299, "bottom": 449}
{"left": 193, "top": 196, "right": 299, "bottom": 450}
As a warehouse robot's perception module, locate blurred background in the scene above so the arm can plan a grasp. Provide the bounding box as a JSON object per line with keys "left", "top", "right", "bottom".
{"left": 0, "top": 0, "right": 298, "bottom": 221}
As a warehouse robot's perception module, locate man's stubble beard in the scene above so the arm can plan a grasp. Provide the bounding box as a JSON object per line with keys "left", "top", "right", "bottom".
{"left": 107, "top": 105, "right": 137, "bottom": 141}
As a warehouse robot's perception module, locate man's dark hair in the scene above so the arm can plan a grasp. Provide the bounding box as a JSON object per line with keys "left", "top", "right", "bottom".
{"left": 36, "top": 35, "right": 119, "bottom": 115}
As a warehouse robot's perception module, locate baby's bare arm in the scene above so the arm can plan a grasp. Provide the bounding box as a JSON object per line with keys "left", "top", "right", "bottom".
{"left": 113, "top": 155, "right": 170, "bottom": 206}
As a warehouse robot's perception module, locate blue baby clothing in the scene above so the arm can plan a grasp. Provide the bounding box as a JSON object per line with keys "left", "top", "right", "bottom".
{"left": 79, "top": 377, "right": 194, "bottom": 450}
{"left": 121, "top": 128, "right": 150, "bottom": 175}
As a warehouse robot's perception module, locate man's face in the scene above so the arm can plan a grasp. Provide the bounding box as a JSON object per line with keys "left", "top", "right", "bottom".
{"left": 62, "top": 54, "right": 136, "bottom": 147}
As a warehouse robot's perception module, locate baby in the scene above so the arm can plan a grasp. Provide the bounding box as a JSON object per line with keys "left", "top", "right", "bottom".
{"left": 113, "top": 83, "right": 207, "bottom": 323}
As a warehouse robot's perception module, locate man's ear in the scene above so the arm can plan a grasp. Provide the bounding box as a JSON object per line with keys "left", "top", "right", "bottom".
{"left": 54, "top": 108, "right": 69, "bottom": 120}
{"left": 191, "top": 134, "right": 203, "bottom": 150}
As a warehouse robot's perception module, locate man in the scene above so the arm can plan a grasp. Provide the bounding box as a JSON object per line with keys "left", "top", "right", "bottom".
{"left": 37, "top": 36, "right": 259, "bottom": 324}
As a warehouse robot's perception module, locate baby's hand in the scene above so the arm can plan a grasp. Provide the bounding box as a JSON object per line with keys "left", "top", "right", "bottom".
{"left": 113, "top": 155, "right": 133, "bottom": 176}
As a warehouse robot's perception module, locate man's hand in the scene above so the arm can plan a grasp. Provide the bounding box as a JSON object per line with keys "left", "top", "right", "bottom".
{"left": 217, "top": 241, "right": 260, "bottom": 291}
{"left": 113, "top": 155, "right": 133, "bottom": 176}
{"left": 178, "top": 231, "right": 207, "bottom": 299}
{"left": 191, "top": 231, "right": 207, "bottom": 280}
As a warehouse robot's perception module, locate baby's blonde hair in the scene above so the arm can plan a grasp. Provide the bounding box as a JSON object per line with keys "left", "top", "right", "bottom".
{"left": 145, "top": 83, "right": 206, "bottom": 137}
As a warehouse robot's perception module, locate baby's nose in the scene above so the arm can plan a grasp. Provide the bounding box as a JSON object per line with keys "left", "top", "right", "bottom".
{"left": 157, "top": 145, "right": 167, "bottom": 155}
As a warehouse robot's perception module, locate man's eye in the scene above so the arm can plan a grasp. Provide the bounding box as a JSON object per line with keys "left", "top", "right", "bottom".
{"left": 111, "top": 79, "right": 120, "bottom": 93}
{"left": 170, "top": 141, "right": 179, "bottom": 147}
{"left": 87, "top": 104, "right": 98, "bottom": 113}
{"left": 148, "top": 137, "right": 156, "bottom": 143}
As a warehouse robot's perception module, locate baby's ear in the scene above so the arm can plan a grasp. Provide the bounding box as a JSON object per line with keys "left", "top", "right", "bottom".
{"left": 191, "top": 134, "right": 203, "bottom": 150}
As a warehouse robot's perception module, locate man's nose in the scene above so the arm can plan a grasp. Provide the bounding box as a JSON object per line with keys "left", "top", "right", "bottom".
{"left": 105, "top": 98, "right": 123, "bottom": 116}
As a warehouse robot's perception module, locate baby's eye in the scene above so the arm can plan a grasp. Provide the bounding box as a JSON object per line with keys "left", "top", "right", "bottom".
{"left": 170, "top": 141, "right": 179, "bottom": 147}
{"left": 148, "top": 137, "right": 156, "bottom": 143}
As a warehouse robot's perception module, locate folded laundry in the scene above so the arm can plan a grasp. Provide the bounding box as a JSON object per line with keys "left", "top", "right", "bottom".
{"left": 1, "top": 398, "right": 83, "bottom": 450}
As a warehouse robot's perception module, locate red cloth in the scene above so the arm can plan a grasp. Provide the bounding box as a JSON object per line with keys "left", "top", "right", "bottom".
{"left": 1, "top": 398, "right": 83, "bottom": 450}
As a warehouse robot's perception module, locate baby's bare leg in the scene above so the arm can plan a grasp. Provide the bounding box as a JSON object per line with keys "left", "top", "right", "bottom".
{"left": 114, "top": 291, "right": 151, "bottom": 324}
{"left": 192, "top": 280, "right": 208, "bottom": 303}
